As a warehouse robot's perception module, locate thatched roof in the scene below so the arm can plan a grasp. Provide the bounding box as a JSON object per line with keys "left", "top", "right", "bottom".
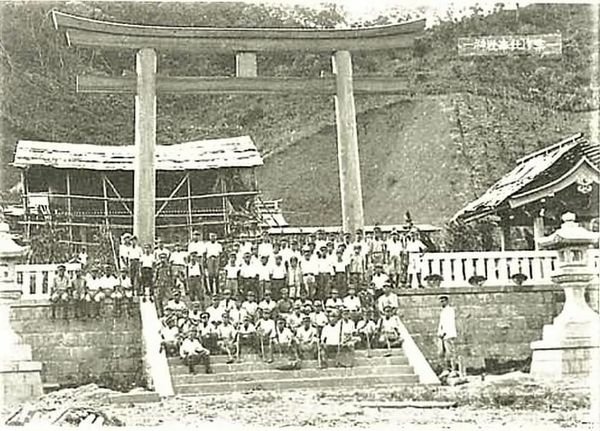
{"left": 452, "top": 133, "right": 599, "bottom": 223}
{"left": 12, "top": 136, "right": 263, "bottom": 171}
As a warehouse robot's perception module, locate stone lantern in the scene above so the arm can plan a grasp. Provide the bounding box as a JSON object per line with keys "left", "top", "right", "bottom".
{"left": 530, "top": 212, "right": 600, "bottom": 379}
{"left": 0, "top": 218, "right": 42, "bottom": 405}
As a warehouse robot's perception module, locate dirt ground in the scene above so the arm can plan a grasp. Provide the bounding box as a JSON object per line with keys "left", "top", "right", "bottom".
{"left": 2, "top": 373, "right": 596, "bottom": 429}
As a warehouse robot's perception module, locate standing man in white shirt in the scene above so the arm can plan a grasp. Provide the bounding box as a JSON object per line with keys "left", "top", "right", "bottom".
{"left": 406, "top": 229, "right": 427, "bottom": 289}
{"left": 187, "top": 252, "right": 204, "bottom": 304}
{"left": 386, "top": 230, "right": 403, "bottom": 288}
{"left": 437, "top": 294, "right": 458, "bottom": 376}
{"left": 140, "top": 244, "right": 155, "bottom": 300}
{"left": 205, "top": 233, "right": 223, "bottom": 296}
{"left": 128, "top": 236, "right": 143, "bottom": 296}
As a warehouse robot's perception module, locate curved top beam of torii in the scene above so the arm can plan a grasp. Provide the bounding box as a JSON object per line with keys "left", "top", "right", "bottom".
{"left": 51, "top": 11, "right": 426, "bottom": 52}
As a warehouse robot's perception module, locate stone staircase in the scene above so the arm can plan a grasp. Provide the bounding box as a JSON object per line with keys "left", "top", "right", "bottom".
{"left": 168, "top": 348, "right": 420, "bottom": 395}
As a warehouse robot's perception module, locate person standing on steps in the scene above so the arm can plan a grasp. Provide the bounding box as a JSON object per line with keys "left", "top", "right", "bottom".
{"left": 406, "top": 228, "right": 427, "bottom": 288}
{"left": 437, "top": 294, "right": 458, "bottom": 377}
{"left": 205, "top": 232, "right": 223, "bottom": 296}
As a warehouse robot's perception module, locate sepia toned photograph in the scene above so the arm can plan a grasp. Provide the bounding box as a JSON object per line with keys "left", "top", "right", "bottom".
{"left": 0, "top": 0, "right": 598, "bottom": 429}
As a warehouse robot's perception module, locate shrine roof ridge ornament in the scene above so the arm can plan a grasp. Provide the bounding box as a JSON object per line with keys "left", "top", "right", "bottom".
{"left": 51, "top": 11, "right": 426, "bottom": 52}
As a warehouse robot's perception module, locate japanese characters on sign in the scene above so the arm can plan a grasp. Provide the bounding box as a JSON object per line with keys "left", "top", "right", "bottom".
{"left": 458, "top": 34, "right": 562, "bottom": 57}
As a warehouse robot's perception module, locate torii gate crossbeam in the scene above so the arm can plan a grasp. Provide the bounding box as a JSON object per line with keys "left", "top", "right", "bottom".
{"left": 52, "top": 11, "right": 425, "bottom": 245}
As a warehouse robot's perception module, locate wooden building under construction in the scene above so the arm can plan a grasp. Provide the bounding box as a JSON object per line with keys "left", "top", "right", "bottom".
{"left": 13, "top": 136, "right": 264, "bottom": 245}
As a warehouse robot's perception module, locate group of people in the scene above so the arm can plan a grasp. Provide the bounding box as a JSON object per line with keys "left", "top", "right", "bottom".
{"left": 49, "top": 263, "right": 136, "bottom": 320}
{"left": 160, "top": 286, "right": 406, "bottom": 374}
{"left": 113, "top": 226, "right": 429, "bottom": 315}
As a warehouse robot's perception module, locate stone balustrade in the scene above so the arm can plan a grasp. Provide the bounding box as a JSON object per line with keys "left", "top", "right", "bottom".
{"left": 15, "top": 263, "right": 81, "bottom": 300}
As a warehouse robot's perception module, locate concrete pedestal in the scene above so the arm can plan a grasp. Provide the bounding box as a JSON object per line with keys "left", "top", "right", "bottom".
{"left": 530, "top": 284, "right": 600, "bottom": 379}
{"left": 0, "top": 301, "right": 43, "bottom": 406}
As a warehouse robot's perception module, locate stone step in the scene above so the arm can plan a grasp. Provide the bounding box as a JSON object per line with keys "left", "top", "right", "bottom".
{"left": 175, "top": 373, "right": 419, "bottom": 395}
{"left": 167, "top": 348, "right": 406, "bottom": 365}
{"left": 172, "top": 364, "right": 414, "bottom": 384}
{"left": 169, "top": 355, "right": 409, "bottom": 374}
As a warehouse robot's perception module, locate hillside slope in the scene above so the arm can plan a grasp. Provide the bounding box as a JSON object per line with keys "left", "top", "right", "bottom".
{"left": 258, "top": 94, "right": 593, "bottom": 227}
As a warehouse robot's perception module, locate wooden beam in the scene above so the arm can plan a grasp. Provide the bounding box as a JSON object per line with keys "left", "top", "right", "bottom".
{"left": 155, "top": 173, "right": 189, "bottom": 217}
{"left": 52, "top": 11, "right": 425, "bottom": 52}
{"left": 76, "top": 75, "right": 410, "bottom": 95}
{"left": 133, "top": 48, "right": 157, "bottom": 247}
{"left": 104, "top": 176, "right": 133, "bottom": 216}
{"left": 186, "top": 173, "right": 192, "bottom": 240}
{"left": 333, "top": 50, "right": 364, "bottom": 234}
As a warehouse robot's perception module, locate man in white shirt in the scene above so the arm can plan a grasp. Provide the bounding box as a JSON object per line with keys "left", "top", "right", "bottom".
{"left": 256, "top": 309, "right": 276, "bottom": 360}
{"left": 343, "top": 286, "right": 362, "bottom": 322}
{"left": 224, "top": 252, "right": 240, "bottom": 295}
{"left": 206, "top": 295, "right": 224, "bottom": 325}
{"left": 377, "top": 306, "right": 403, "bottom": 355}
{"left": 270, "top": 254, "right": 287, "bottom": 299}
{"left": 165, "top": 290, "right": 188, "bottom": 315}
{"left": 237, "top": 314, "right": 257, "bottom": 358}
{"left": 356, "top": 310, "right": 378, "bottom": 350}
{"left": 187, "top": 252, "right": 204, "bottom": 303}
{"left": 437, "top": 295, "right": 458, "bottom": 375}
{"left": 310, "top": 300, "right": 328, "bottom": 330}
{"left": 338, "top": 308, "right": 359, "bottom": 367}
{"left": 257, "top": 233, "right": 274, "bottom": 260}
{"left": 112, "top": 268, "right": 133, "bottom": 317}
{"left": 258, "top": 290, "right": 277, "bottom": 316}
{"left": 218, "top": 288, "right": 236, "bottom": 313}
{"left": 256, "top": 255, "right": 272, "bottom": 298}
{"left": 153, "top": 238, "right": 170, "bottom": 262}
{"left": 295, "top": 315, "right": 318, "bottom": 360}
{"left": 269, "top": 317, "right": 298, "bottom": 363}
{"left": 159, "top": 316, "right": 180, "bottom": 357}
{"left": 169, "top": 243, "right": 188, "bottom": 280}
{"left": 187, "top": 231, "right": 206, "bottom": 259}
{"left": 239, "top": 252, "right": 258, "bottom": 298}
{"left": 386, "top": 230, "right": 404, "bottom": 288}
{"left": 140, "top": 244, "right": 155, "bottom": 300}
{"left": 300, "top": 246, "right": 318, "bottom": 298}
{"left": 377, "top": 282, "right": 400, "bottom": 315}
{"left": 119, "top": 234, "right": 132, "bottom": 272}
{"left": 179, "top": 331, "right": 212, "bottom": 374}
{"left": 371, "top": 264, "right": 390, "bottom": 300}
{"left": 128, "top": 236, "right": 143, "bottom": 295}
{"left": 205, "top": 233, "right": 223, "bottom": 295}
{"left": 217, "top": 312, "right": 238, "bottom": 363}
{"left": 319, "top": 311, "right": 341, "bottom": 368}
{"left": 406, "top": 229, "right": 427, "bottom": 289}
{"left": 241, "top": 290, "right": 259, "bottom": 321}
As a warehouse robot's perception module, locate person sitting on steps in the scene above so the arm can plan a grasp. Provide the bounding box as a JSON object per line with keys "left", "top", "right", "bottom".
{"left": 179, "top": 330, "right": 212, "bottom": 374}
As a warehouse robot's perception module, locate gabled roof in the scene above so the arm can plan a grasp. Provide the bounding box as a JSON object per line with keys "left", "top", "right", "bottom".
{"left": 12, "top": 136, "right": 263, "bottom": 171}
{"left": 452, "top": 133, "right": 600, "bottom": 223}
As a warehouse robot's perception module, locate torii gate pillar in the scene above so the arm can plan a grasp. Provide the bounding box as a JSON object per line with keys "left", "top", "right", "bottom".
{"left": 134, "top": 48, "right": 157, "bottom": 246}
{"left": 333, "top": 50, "right": 364, "bottom": 235}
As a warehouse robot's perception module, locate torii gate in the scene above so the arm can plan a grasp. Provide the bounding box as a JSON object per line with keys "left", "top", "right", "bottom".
{"left": 51, "top": 11, "right": 425, "bottom": 246}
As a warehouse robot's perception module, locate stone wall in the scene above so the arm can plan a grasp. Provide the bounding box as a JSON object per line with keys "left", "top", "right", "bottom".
{"left": 9, "top": 301, "right": 143, "bottom": 389}
{"left": 398, "top": 284, "right": 600, "bottom": 371}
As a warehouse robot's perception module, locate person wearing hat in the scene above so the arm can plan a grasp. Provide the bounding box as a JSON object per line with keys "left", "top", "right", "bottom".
{"left": 356, "top": 310, "right": 378, "bottom": 350}
{"left": 406, "top": 229, "right": 427, "bottom": 288}
{"left": 187, "top": 230, "right": 206, "bottom": 258}
{"left": 377, "top": 282, "right": 399, "bottom": 315}
{"left": 50, "top": 264, "right": 71, "bottom": 320}
{"left": 228, "top": 295, "right": 246, "bottom": 327}
{"left": 338, "top": 307, "right": 360, "bottom": 367}
{"left": 166, "top": 290, "right": 188, "bottom": 314}
{"left": 205, "top": 232, "right": 223, "bottom": 296}
{"left": 218, "top": 288, "right": 236, "bottom": 313}
{"left": 170, "top": 242, "right": 188, "bottom": 281}
{"left": 437, "top": 294, "right": 458, "bottom": 376}
{"left": 343, "top": 286, "right": 362, "bottom": 322}
{"left": 179, "top": 330, "right": 213, "bottom": 374}
{"left": 153, "top": 238, "right": 171, "bottom": 262}
{"left": 159, "top": 315, "right": 180, "bottom": 357}
{"left": 294, "top": 314, "right": 318, "bottom": 360}
{"left": 269, "top": 317, "right": 298, "bottom": 363}
{"left": 241, "top": 290, "right": 259, "bottom": 322}
{"left": 255, "top": 309, "right": 276, "bottom": 361}
{"left": 310, "top": 300, "right": 328, "bottom": 331}
{"left": 113, "top": 267, "right": 133, "bottom": 318}
{"left": 140, "top": 243, "right": 155, "bottom": 299}
{"left": 316, "top": 246, "right": 334, "bottom": 301}
{"left": 237, "top": 314, "right": 257, "bottom": 358}
{"left": 258, "top": 289, "right": 277, "bottom": 316}
{"left": 276, "top": 286, "right": 293, "bottom": 318}
{"left": 118, "top": 233, "right": 133, "bottom": 272}
{"left": 270, "top": 254, "right": 286, "bottom": 300}
{"left": 278, "top": 238, "right": 292, "bottom": 266}
{"left": 198, "top": 311, "right": 218, "bottom": 354}
{"left": 376, "top": 305, "right": 403, "bottom": 355}
{"left": 71, "top": 268, "right": 89, "bottom": 320}
{"left": 286, "top": 299, "right": 304, "bottom": 331}
{"left": 370, "top": 263, "right": 390, "bottom": 301}
{"left": 286, "top": 255, "right": 303, "bottom": 300}
{"left": 127, "top": 236, "right": 143, "bottom": 296}
{"left": 206, "top": 294, "right": 224, "bottom": 325}
{"left": 187, "top": 251, "right": 204, "bottom": 304}
{"left": 239, "top": 252, "right": 258, "bottom": 298}
{"left": 348, "top": 243, "right": 366, "bottom": 289}
{"left": 385, "top": 228, "right": 404, "bottom": 286}
{"left": 331, "top": 248, "right": 349, "bottom": 296}
{"left": 319, "top": 310, "right": 341, "bottom": 368}
{"left": 188, "top": 301, "right": 202, "bottom": 321}
{"left": 256, "top": 254, "right": 272, "bottom": 299}
{"left": 369, "top": 226, "right": 386, "bottom": 269}
{"left": 325, "top": 288, "right": 343, "bottom": 310}
{"left": 257, "top": 233, "right": 274, "bottom": 260}
{"left": 223, "top": 252, "right": 241, "bottom": 296}
{"left": 154, "top": 250, "right": 173, "bottom": 317}
{"left": 300, "top": 245, "right": 318, "bottom": 298}
{"left": 217, "top": 311, "right": 238, "bottom": 364}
